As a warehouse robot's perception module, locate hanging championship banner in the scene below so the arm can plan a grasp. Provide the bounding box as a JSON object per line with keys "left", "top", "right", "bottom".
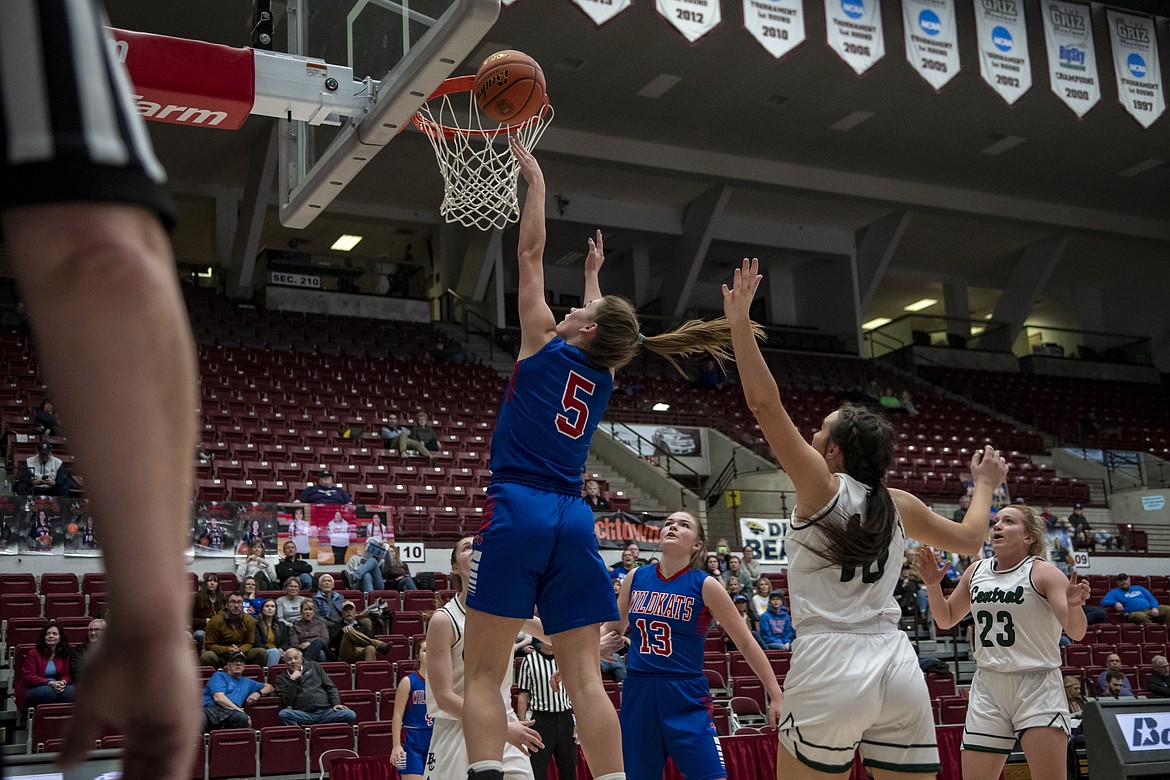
{"left": 744, "top": 0, "right": 807, "bottom": 59}
{"left": 1106, "top": 10, "right": 1165, "bottom": 129}
{"left": 973, "top": 0, "right": 1032, "bottom": 104}
{"left": 825, "top": 0, "right": 886, "bottom": 75}
{"left": 657, "top": 0, "right": 723, "bottom": 43}
{"left": 1042, "top": 0, "right": 1100, "bottom": 118}
{"left": 903, "top": 0, "right": 961, "bottom": 90}
{"left": 572, "top": 0, "right": 633, "bottom": 26}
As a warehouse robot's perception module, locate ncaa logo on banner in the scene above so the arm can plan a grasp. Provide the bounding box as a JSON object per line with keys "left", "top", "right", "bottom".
{"left": 842, "top": 0, "right": 865, "bottom": 19}
{"left": 825, "top": 0, "right": 886, "bottom": 74}
{"left": 903, "top": 0, "right": 960, "bottom": 90}
{"left": 974, "top": 0, "right": 1032, "bottom": 105}
{"left": 1106, "top": 9, "right": 1165, "bottom": 128}
{"left": 918, "top": 9, "right": 941, "bottom": 35}
{"left": 1128, "top": 53, "right": 1146, "bottom": 79}
{"left": 992, "top": 26, "right": 1013, "bottom": 51}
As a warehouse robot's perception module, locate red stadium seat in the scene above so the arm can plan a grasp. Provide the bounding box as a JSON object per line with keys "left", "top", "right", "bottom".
{"left": 0, "top": 593, "right": 42, "bottom": 621}
{"left": 81, "top": 573, "right": 107, "bottom": 597}
{"left": 43, "top": 593, "right": 86, "bottom": 620}
{"left": 355, "top": 660, "right": 395, "bottom": 691}
{"left": 309, "top": 723, "right": 356, "bottom": 768}
{"left": 357, "top": 720, "right": 396, "bottom": 756}
{"left": 0, "top": 573, "right": 37, "bottom": 594}
{"left": 208, "top": 728, "right": 256, "bottom": 779}
{"left": 31, "top": 703, "right": 75, "bottom": 752}
{"left": 259, "top": 726, "right": 307, "bottom": 776}
{"left": 378, "top": 688, "right": 397, "bottom": 719}
{"left": 39, "top": 573, "right": 79, "bottom": 595}
{"left": 248, "top": 697, "right": 284, "bottom": 731}
{"left": 6, "top": 616, "right": 48, "bottom": 648}
{"left": 340, "top": 689, "right": 377, "bottom": 723}
{"left": 320, "top": 661, "right": 353, "bottom": 691}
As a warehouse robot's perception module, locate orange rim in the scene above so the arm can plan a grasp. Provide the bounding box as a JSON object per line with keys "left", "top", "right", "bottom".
{"left": 411, "top": 75, "right": 552, "bottom": 140}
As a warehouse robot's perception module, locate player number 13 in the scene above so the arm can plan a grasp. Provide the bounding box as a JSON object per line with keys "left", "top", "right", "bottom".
{"left": 635, "top": 618, "right": 673, "bottom": 656}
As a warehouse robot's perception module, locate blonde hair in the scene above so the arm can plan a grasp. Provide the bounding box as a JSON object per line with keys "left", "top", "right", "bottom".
{"left": 1010, "top": 505, "right": 1048, "bottom": 558}
{"left": 585, "top": 296, "right": 764, "bottom": 374}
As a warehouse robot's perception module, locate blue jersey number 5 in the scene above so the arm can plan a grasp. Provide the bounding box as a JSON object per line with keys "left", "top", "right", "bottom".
{"left": 556, "top": 371, "right": 596, "bottom": 439}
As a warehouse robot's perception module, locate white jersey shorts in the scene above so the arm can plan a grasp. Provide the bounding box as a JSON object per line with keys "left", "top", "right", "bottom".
{"left": 963, "top": 667, "right": 1071, "bottom": 754}
{"left": 777, "top": 630, "right": 940, "bottom": 774}
{"left": 423, "top": 717, "right": 535, "bottom": 780}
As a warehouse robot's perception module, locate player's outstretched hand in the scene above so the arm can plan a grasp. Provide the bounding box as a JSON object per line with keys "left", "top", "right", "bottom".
{"left": 721, "top": 257, "right": 762, "bottom": 326}
{"left": 509, "top": 136, "right": 543, "bottom": 186}
{"left": 585, "top": 229, "right": 605, "bottom": 276}
{"left": 969, "top": 445, "right": 1008, "bottom": 488}
{"left": 506, "top": 718, "right": 545, "bottom": 755}
{"left": 1066, "top": 571, "right": 1091, "bottom": 608}
{"left": 915, "top": 546, "right": 946, "bottom": 587}
{"left": 599, "top": 629, "right": 625, "bottom": 661}
{"left": 60, "top": 626, "right": 199, "bottom": 780}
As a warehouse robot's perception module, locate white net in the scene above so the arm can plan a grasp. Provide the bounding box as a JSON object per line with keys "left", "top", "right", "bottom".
{"left": 414, "top": 84, "right": 553, "bottom": 232}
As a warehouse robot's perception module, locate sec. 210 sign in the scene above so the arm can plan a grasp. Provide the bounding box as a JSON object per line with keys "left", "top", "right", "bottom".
{"left": 397, "top": 542, "right": 425, "bottom": 563}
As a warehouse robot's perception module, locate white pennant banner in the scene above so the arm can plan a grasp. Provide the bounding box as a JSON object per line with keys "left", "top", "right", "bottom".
{"left": 1042, "top": 0, "right": 1100, "bottom": 118}
{"left": 825, "top": 0, "right": 886, "bottom": 74}
{"left": 657, "top": 0, "right": 723, "bottom": 42}
{"left": 743, "top": 0, "right": 807, "bottom": 59}
{"left": 1106, "top": 10, "right": 1165, "bottom": 129}
{"left": 973, "top": 0, "right": 1032, "bottom": 104}
{"left": 903, "top": 0, "right": 960, "bottom": 90}
{"left": 571, "top": 0, "right": 633, "bottom": 26}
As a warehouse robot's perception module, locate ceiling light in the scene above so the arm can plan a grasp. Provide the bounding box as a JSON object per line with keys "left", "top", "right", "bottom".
{"left": 981, "top": 135, "right": 1027, "bottom": 155}
{"left": 971, "top": 325, "right": 986, "bottom": 335}
{"left": 637, "top": 74, "right": 681, "bottom": 98}
{"left": 829, "top": 110, "right": 874, "bottom": 131}
{"left": 861, "top": 317, "right": 892, "bottom": 331}
{"left": 903, "top": 298, "right": 938, "bottom": 312}
{"left": 1118, "top": 158, "right": 1164, "bottom": 177}
{"left": 331, "top": 234, "right": 363, "bottom": 251}
{"left": 985, "top": 313, "right": 993, "bottom": 320}
{"left": 652, "top": 402, "right": 671, "bottom": 412}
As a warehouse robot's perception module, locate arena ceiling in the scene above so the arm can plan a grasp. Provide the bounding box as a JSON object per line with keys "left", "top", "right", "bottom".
{"left": 104, "top": 0, "right": 1169, "bottom": 353}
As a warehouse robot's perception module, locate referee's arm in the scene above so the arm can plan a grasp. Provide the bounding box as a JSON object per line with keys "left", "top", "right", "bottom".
{"left": 516, "top": 690, "right": 530, "bottom": 720}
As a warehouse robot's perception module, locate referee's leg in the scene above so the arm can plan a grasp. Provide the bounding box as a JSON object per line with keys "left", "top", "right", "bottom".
{"left": 529, "top": 712, "right": 558, "bottom": 778}
{"left": 554, "top": 711, "right": 577, "bottom": 780}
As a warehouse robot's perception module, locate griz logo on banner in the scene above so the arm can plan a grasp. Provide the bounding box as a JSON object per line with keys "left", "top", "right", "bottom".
{"left": 981, "top": 0, "right": 1017, "bottom": 13}
{"left": 1049, "top": 5, "right": 1086, "bottom": 32}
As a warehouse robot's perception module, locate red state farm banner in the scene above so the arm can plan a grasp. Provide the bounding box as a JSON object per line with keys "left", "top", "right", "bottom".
{"left": 109, "top": 28, "right": 254, "bottom": 129}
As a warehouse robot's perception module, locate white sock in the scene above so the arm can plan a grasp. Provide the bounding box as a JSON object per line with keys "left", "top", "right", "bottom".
{"left": 468, "top": 760, "right": 504, "bottom": 774}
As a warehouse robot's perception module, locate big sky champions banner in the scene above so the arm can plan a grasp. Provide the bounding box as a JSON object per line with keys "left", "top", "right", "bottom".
{"left": 658, "top": 0, "right": 723, "bottom": 42}
{"left": 826, "top": 0, "right": 886, "bottom": 74}
{"left": 740, "top": 517, "right": 790, "bottom": 564}
{"left": 1042, "top": 0, "right": 1101, "bottom": 118}
{"left": 1106, "top": 10, "right": 1165, "bottom": 129}
{"left": 973, "top": 0, "right": 1033, "bottom": 104}
{"left": 903, "top": 0, "right": 961, "bottom": 90}
{"left": 744, "top": 0, "right": 807, "bottom": 59}
{"left": 571, "top": 0, "right": 633, "bottom": 26}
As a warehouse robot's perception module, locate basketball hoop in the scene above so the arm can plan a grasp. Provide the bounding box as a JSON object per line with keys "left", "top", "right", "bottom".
{"left": 412, "top": 75, "right": 553, "bottom": 232}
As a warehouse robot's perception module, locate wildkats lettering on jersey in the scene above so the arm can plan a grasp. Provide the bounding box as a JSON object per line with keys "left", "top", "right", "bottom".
{"left": 971, "top": 585, "right": 1025, "bottom": 604}
{"left": 628, "top": 589, "right": 696, "bottom": 621}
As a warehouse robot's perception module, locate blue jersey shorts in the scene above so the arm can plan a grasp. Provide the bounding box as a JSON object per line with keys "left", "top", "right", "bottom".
{"left": 468, "top": 482, "right": 618, "bottom": 635}
{"left": 620, "top": 674, "right": 725, "bottom": 780}
{"left": 402, "top": 727, "right": 433, "bottom": 776}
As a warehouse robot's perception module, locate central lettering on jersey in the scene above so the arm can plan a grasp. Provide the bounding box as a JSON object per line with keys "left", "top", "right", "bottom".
{"left": 628, "top": 589, "right": 695, "bottom": 621}
{"left": 971, "top": 584, "right": 1025, "bottom": 604}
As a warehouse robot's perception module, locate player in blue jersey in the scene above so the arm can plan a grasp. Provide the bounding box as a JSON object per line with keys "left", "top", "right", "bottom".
{"left": 724, "top": 258, "right": 1009, "bottom": 779}
{"left": 462, "top": 139, "right": 759, "bottom": 780}
{"left": 392, "top": 641, "right": 434, "bottom": 780}
{"left": 608, "top": 511, "right": 782, "bottom": 780}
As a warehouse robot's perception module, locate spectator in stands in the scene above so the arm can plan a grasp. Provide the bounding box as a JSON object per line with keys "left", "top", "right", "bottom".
{"left": 192, "top": 573, "right": 227, "bottom": 644}
{"left": 722, "top": 554, "right": 753, "bottom": 590}
{"left": 253, "top": 599, "right": 289, "bottom": 667}
{"left": 1, "top": 300, "right": 30, "bottom": 333}
{"left": 430, "top": 334, "right": 475, "bottom": 365}
{"left": 934, "top": 550, "right": 961, "bottom": 589}
{"left": 1101, "top": 669, "right": 1130, "bottom": 698}
{"left": 288, "top": 506, "right": 312, "bottom": 559}
{"left": 702, "top": 554, "right": 723, "bottom": 579}
{"left": 950, "top": 494, "right": 971, "bottom": 523}
{"left": 1149, "top": 656, "right": 1170, "bottom": 698}
{"left": 759, "top": 590, "right": 795, "bottom": 651}
{"left": 584, "top": 479, "right": 612, "bottom": 512}
{"left": 1040, "top": 503, "right": 1057, "bottom": 531}
{"left": 740, "top": 544, "right": 762, "bottom": 580}
{"left": 1069, "top": 503, "right": 1091, "bottom": 534}
{"left": 726, "top": 594, "right": 767, "bottom": 651}
{"left": 599, "top": 632, "right": 628, "bottom": 683}
{"left": 894, "top": 563, "right": 927, "bottom": 621}
{"left": 16, "top": 441, "right": 71, "bottom": 497}
{"left": 899, "top": 391, "right": 917, "bottom": 416}
{"left": 1064, "top": 676, "right": 1086, "bottom": 715}
{"left": 878, "top": 387, "right": 902, "bottom": 410}
{"left": 381, "top": 412, "right": 436, "bottom": 463}
{"left": 346, "top": 539, "right": 387, "bottom": 594}
{"left": 33, "top": 399, "right": 61, "bottom": 437}
{"left": 382, "top": 544, "right": 419, "bottom": 591}
{"left": 199, "top": 593, "right": 266, "bottom": 668}
{"left": 751, "top": 575, "right": 773, "bottom": 616}
{"left": 313, "top": 573, "right": 346, "bottom": 633}
{"left": 338, "top": 601, "right": 390, "bottom": 662}
{"left": 236, "top": 577, "right": 265, "bottom": 619}
{"left": 274, "top": 647, "right": 357, "bottom": 727}
{"left": 326, "top": 510, "right": 351, "bottom": 564}
{"left": 276, "top": 540, "right": 313, "bottom": 591}
{"left": 200, "top": 651, "right": 274, "bottom": 732}
{"left": 692, "top": 357, "right": 727, "bottom": 390}
{"left": 713, "top": 537, "right": 732, "bottom": 567}
{"left": 1101, "top": 573, "right": 1170, "bottom": 625}
{"left": 609, "top": 546, "right": 638, "bottom": 583}
{"left": 288, "top": 601, "right": 332, "bottom": 663}
{"left": 236, "top": 541, "right": 275, "bottom": 590}
{"left": 1096, "top": 654, "right": 1135, "bottom": 697}
{"left": 276, "top": 577, "right": 308, "bottom": 625}
{"left": 726, "top": 577, "right": 746, "bottom": 603}
{"left": 70, "top": 619, "right": 105, "bottom": 687}
{"left": 410, "top": 411, "right": 441, "bottom": 454}
{"left": 298, "top": 469, "right": 353, "bottom": 505}
{"left": 18, "top": 624, "right": 76, "bottom": 708}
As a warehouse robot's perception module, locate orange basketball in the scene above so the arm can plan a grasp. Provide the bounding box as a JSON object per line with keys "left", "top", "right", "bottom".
{"left": 473, "top": 50, "right": 546, "bottom": 124}
{"left": 39, "top": 534, "right": 52, "bottom": 545}
{"left": 67, "top": 523, "right": 79, "bottom": 535}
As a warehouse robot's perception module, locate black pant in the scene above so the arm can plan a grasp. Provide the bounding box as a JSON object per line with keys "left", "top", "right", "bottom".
{"left": 529, "top": 710, "right": 575, "bottom": 780}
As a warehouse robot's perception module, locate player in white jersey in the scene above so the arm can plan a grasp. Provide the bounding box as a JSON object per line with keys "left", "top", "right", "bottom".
{"left": 425, "top": 537, "right": 541, "bottom": 780}
{"left": 723, "top": 258, "right": 1009, "bottom": 780}
{"left": 918, "top": 504, "right": 1090, "bottom": 780}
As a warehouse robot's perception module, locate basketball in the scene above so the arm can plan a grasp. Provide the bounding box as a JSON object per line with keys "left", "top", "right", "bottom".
{"left": 67, "top": 523, "right": 78, "bottom": 535}
{"left": 473, "top": 50, "right": 546, "bottom": 124}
